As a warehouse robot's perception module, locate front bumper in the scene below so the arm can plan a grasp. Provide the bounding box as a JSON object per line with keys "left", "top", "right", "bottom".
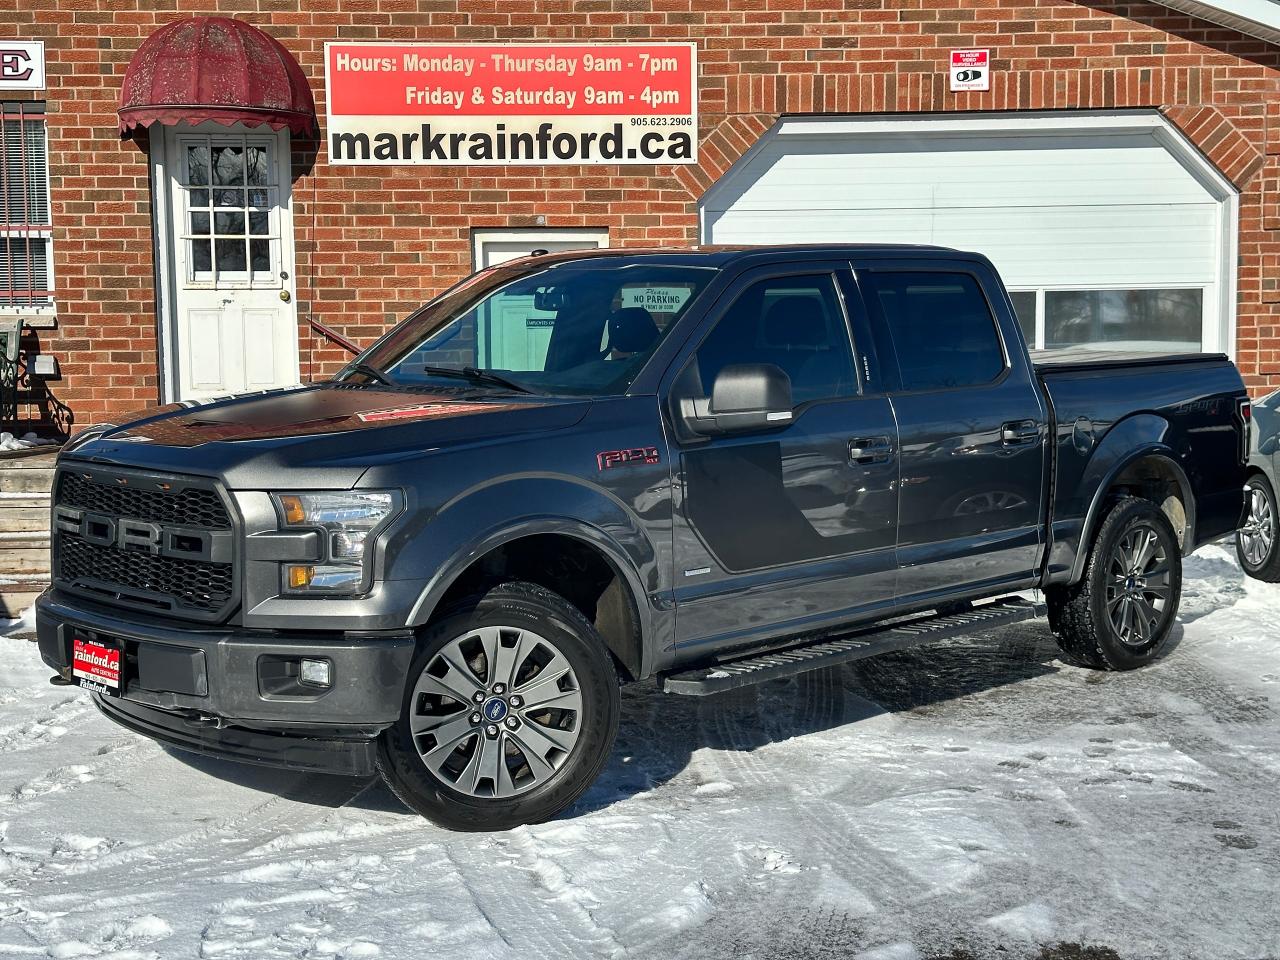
{"left": 36, "top": 590, "right": 416, "bottom": 776}
{"left": 93, "top": 695, "right": 380, "bottom": 776}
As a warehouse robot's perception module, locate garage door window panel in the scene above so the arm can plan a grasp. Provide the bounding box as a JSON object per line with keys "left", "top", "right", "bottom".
{"left": 1008, "top": 290, "right": 1037, "bottom": 348}
{"left": 865, "top": 272, "right": 1006, "bottom": 392}
{"left": 1044, "top": 288, "right": 1202, "bottom": 352}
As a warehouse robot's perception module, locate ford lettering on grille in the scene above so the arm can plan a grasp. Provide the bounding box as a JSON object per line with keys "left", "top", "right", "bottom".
{"left": 54, "top": 507, "right": 228, "bottom": 563}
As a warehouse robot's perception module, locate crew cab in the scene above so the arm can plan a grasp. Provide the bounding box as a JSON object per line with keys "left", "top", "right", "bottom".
{"left": 36, "top": 245, "right": 1249, "bottom": 831}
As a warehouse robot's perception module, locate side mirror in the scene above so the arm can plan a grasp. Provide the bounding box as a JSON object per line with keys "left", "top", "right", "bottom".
{"left": 680, "top": 363, "right": 794, "bottom": 437}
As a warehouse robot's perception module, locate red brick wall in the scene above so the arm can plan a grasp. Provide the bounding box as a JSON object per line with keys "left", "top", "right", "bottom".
{"left": 3, "top": 0, "right": 1279, "bottom": 428}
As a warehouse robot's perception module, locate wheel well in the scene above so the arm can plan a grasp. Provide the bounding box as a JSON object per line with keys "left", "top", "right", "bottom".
{"left": 1107, "top": 455, "right": 1190, "bottom": 548}
{"left": 433, "top": 534, "right": 643, "bottom": 681}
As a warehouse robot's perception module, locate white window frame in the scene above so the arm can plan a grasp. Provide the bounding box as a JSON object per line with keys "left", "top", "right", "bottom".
{"left": 471, "top": 228, "right": 608, "bottom": 271}
{"left": 0, "top": 101, "right": 55, "bottom": 325}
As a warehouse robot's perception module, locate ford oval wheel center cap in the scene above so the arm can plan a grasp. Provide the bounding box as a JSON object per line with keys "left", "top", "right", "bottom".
{"left": 482, "top": 697, "right": 509, "bottom": 723}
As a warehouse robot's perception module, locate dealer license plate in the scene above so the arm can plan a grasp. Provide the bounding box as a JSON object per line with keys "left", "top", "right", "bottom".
{"left": 71, "top": 637, "right": 123, "bottom": 697}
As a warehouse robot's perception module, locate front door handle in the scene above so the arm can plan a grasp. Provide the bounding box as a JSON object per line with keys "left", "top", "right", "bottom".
{"left": 1001, "top": 420, "right": 1041, "bottom": 446}
{"left": 849, "top": 436, "right": 894, "bottom": 465}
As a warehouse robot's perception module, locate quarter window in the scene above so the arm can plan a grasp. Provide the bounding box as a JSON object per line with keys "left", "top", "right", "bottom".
{"left": 691, "top": 273, "right": 857, "bottom": 407}
{"left": 865, "top": 272, "right": 1005, "bottom": 391}
{"left": 0, "top": 101, "right": 52, "bottom": 314}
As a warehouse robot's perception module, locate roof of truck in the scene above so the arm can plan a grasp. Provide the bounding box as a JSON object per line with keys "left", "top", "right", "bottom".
{"left": 521, "top": 243, "right": 969, "bottom": 269}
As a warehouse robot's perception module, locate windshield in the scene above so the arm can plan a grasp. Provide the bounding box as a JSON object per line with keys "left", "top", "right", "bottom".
{"left": 345, "top": 261, "right": 716, "bottom": 397}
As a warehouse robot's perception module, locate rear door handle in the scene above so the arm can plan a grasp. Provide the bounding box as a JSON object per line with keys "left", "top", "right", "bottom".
{"left": 849, "top": 436, "right": 894, "bottom": 464}
{"left": 1001, "top": 420, "right": 1040, "bottom": 446}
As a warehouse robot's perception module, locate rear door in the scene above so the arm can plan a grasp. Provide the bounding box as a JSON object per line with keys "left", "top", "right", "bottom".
{"left": 666, "top": 262, "right": 900, "bottom": 656}
{"left": 854, "top": 259, "right": 1047, "bottom": 605}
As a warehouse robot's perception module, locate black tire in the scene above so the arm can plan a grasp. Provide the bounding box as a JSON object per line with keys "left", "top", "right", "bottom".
{"left": 1047, "top": 496, "right": 1182, "bottom": 670}
{"left": 377, "top": 581, "right": 620, "bottom": 831}
{"left": 1236, "top": 474, "right": 1280, "bottom": 581}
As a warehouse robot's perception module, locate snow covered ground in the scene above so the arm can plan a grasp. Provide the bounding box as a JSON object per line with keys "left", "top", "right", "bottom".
{"left": 0, "top": 544, "right": 1276, "bottom": 960}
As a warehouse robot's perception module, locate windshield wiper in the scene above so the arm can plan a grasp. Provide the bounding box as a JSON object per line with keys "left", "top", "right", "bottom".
{"left": 342, "top": 362, "right": 394, "bottom": 386}
{"left": 420, "top": 365, "right": 535, "bottom": 394}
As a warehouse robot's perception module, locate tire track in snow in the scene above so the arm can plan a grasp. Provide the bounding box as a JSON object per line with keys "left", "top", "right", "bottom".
{"left": 444, "top": 830, "right": 628, "bottom": 959}
{"left": 701, "top": 667, "right": 922, "bottom": 905}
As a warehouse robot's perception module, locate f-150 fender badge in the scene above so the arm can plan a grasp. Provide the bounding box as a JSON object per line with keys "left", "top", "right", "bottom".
{"left": 597, "top": 446, "right": 661, "bottom": 471}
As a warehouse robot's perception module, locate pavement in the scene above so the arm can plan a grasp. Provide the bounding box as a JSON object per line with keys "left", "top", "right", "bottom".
{"left": 0, "top": 543, "right": 1276, "bottom": 960}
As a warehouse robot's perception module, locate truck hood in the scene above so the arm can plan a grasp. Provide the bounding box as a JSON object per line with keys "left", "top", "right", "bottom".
{"left": 63, "top": 384, "right": 593, "bottom": 489}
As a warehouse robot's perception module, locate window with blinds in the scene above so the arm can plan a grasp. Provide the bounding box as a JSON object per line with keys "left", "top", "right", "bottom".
{"left": 0, "top": 101, "right": 52, "bottom": 312}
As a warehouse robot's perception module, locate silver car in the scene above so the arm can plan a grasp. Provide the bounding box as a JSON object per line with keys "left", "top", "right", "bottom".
{"left": 1238, "top": 388, "right": 1280, "bottom": 579}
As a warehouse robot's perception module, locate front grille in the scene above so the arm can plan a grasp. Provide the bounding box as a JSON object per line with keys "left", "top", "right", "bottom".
{"left": 58, "top": 533, "right": 234, "bottom": 614}
{"left": 57, "top": 471, "right": 230, "bottom": 528}
{"left": 53, "top": 468, "right": 238, "bottom": 622}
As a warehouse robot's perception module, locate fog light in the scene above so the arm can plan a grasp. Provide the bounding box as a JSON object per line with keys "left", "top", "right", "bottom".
{"left": 287, "top": 564, "right": 313, "bottom": 589}
{"left": 299, "top": 658, "right": 332, "bottom": 688}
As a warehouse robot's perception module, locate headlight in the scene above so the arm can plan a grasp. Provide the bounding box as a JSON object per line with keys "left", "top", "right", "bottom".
{"left": 272, "top": 491, "right": 399, "bottom": 595}
{"left": 62, "top": 423, "right": 115, "bottom": 455}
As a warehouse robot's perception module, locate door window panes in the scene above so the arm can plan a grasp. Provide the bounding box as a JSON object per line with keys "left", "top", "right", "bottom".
{"left": 179, "top": 134, "right": 280, "bottom": 286}
{"left": 1044, "top": 289, "right": 1202, "bottom": 351}
{"left": 865, "top": 272, "right": 1005, "bottom": 391}
{"left": 692, "top": 274, "right": 857, "bottom": 406}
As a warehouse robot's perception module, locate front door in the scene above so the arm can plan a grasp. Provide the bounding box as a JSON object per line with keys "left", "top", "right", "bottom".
{"left": 669, "top": 264, "right": 900, "bottom": 657}
{"left": 158, "top": 124, "right": 299, "bottom": 400}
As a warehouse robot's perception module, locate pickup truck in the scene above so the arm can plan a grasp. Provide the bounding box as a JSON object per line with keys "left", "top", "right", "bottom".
{"left": 36, "top": 245, "right": 1249, "bottom": 831}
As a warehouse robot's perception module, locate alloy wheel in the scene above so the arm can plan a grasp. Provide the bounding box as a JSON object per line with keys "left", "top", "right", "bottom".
{"left": 408, "top": 626, "right": 583, "bottom": 799}
{"left": 1104, "top": 522, "right": 1173, "bottom": 647}
{"left": 1239, "top": 484, "right": 1275, "bottom": 568}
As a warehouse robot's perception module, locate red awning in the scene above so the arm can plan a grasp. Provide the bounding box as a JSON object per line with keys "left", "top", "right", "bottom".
{"left": 119, "top": 17, "right": 316, "bottom": 137}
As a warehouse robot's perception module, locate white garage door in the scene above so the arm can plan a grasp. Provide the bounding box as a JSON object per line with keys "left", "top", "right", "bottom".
{"left": 702, "top": 112, "right": 1237, "bottom": 355}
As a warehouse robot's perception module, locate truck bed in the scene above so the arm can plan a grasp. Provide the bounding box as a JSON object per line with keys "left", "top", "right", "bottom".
{"left": 1031, "top": 347, "right": 1230, "bottom": 373}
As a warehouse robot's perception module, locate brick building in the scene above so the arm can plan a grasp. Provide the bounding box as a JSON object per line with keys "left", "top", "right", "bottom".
{"left": 2, "top": 0, "right": 1279, "bottom": 432}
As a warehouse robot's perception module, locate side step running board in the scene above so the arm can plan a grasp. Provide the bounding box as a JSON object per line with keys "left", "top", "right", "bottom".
{"left": 659, "top": 597, "right": 1046, "bottom": 696}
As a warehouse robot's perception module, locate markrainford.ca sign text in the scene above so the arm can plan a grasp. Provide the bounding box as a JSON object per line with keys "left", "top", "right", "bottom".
{"left": 324, "top": 42, "right": 698, "bottom": 166}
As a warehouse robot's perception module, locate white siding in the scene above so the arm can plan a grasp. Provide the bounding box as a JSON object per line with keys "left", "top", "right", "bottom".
{"left": 703, "top": 129, "right": 1222, "bottom": 292}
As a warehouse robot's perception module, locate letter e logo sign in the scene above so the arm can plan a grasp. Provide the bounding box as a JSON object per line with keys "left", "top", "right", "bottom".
{"left": 0, "top": 42, "right": 44, "bottom": 91}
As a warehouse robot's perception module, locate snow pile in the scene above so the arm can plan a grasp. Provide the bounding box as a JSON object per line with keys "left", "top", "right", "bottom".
{"left": 0, "top": 431, "right": 57, "bottom": 452}
{"left": 0, "top": 543, "right": 1276, "bottom": 959}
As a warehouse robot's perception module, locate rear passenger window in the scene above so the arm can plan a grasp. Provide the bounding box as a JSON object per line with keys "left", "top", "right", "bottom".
{"left": 692, "top": 274, "right": 857, "bottom": 407}
{"left": 864, "top": 272, "right": 1006, "bottom": 391}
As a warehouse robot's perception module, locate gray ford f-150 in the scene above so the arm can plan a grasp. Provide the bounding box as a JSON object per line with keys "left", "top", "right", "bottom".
{"left": 36, "top": 245, "right": 1249, "bottom": 830}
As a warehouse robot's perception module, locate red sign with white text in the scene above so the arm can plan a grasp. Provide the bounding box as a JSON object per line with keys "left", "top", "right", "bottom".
{"left": 72, "top": 638, "right": 121, "bottom": 693}
{"left": 324, "top": 42, "right": 698, "bottom": 166}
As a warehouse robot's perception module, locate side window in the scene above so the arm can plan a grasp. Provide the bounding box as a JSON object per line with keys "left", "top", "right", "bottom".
{"left": 692, "top": 273, "right": 857, "bottom": 406}
{"left": 863, "top": 271, "right": 1006, "bottom": 391}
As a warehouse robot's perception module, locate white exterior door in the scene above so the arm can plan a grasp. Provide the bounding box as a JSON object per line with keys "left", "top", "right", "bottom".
{"left": 471, "top": 229, "right": 607, "bottom": 370}
{"left": 157, "top": 125, "right": 300, "bottom": 400}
